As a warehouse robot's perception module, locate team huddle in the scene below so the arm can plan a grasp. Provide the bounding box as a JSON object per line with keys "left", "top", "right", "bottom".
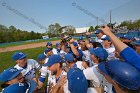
{"left": 0, "top": 26, "right": 140, "bottom": 93}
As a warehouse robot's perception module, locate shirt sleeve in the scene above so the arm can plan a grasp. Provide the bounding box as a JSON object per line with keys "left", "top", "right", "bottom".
{"left": 120, "top": 47, "right": 140, "bottom": 71}
{"left": 33, "top": 60, "right": 41, "bottom": 70}
{"left": 39, "top": 66, "right": 48, "bottom": 83}
{"left": 83, "top": 66, "right": 104, "bottom": 87}
{"left": 52, "top": 48, "right": 58, "bottom": 54}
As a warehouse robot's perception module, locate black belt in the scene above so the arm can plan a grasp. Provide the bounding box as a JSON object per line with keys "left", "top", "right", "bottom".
{"left": 87, "top": 80, "right": 95, "bottom": 88}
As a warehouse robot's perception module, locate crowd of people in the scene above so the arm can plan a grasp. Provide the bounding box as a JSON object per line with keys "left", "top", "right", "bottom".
{"left": 0, "top": 26, "right": 140, "bottom": 93}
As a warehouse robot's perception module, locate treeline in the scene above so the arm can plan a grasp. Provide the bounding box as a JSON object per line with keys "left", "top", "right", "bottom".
{"left": 0, "top": 25, "right": 43, "bottom": 43}
{"left": 120, "top": 19, "right": 140, "bottom": 30}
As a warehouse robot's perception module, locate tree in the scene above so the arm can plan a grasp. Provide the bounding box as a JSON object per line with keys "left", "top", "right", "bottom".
{"left": 0, "top": 24, "right": 44, "bottom": 43}
{"left": 95, "top": 25, "right": 100, "bottom": 30}
{"left": 63, "top": 25, "right": 76, "bottom": 35}
{"left": 9, "top": 25, "right": 17, "bottom": 32}
{"left": 47, "top": 23, "right": 61, "bottom": 37}
{"left": 88, "top": 26, "right": 94, "bottom": 32}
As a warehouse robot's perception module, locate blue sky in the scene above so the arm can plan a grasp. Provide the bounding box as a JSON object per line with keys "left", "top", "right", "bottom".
{"left": 0, "top": 0, "right": 140, "bottom": 33}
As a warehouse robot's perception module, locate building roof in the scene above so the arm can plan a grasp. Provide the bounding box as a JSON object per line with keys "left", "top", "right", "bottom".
{"left": 75, "top": 27, "right": 90, "bottom": 34}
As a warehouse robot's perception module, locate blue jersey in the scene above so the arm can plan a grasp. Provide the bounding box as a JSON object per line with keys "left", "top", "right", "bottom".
{"left": 69, "top": 49, "right": 83, "bottom": 61}
{"left": 1, "top": 80, "right": 37, "bottom": 93}
{"left": 120, "top": 47, "right": 140, "bottom": 71}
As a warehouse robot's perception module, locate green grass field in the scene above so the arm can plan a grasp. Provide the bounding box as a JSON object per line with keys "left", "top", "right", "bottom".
{"left": 0, "top": 46, "right": 46, "bottom": 72}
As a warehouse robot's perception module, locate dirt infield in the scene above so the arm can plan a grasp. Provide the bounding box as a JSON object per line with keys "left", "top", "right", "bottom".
{"left": 0, "top": 40, "right": 60, "bottom": 53}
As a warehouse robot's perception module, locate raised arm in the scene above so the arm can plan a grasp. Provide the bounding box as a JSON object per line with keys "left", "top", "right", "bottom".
{"left": 69, "top": 38, "right": 79, "bottom": 57}
{"left": 101, "top": 26, "right": 140, "bottom": 71}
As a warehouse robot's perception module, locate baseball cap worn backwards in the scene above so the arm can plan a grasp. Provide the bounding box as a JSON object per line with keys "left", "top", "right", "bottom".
{"left": 12, "top": 52, "right": 27, "bottom": 61}
{"left": 43, "top": 55, "right": 62, "bottom": 67}
{"left": 89, "top": 47, "right": 108, "bottom": 61}
{"left": 98, "top": 59, "right": 140, "bottom": 90}
{"left": 67, "top": 68, "right": 88, "bottom": 93}
{"left": 0, "top": 67, "right": 22, "bottom": 82}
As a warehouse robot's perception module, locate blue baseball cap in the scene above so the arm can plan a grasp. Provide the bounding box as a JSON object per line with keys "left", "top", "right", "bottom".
{"left": 131, "top": 40, "right": 140, "bottom": 46}
{"left": 98, "top": 59, "right": 140, "bottom": 90}
{"left": 78, "top": 36, "right": 84, "bottom": 40}
{"left": 43, "top": 55, "right": 62, "bottom": 67}
{"left": 89, "top": 39, "right": 95, "bottom": 43}
{"left": 66, "top": 43, "right": 70, "bottom": 48}
{"left": 73, "top": 42, "right": 78, "bottom": 46}
{"left": 89, "top": 47, "right": 108, "bottom": 61}
{"left": 3, "top": 80, "right": 37, "bottom": 93}
{"left": 12, "top": 52, "right": 27, "bottom": 61}
{"left": 95, "top": 29, "right": 103, "bottom": 34}
{"left": 64, "top": 53, "right": 74, "bottom": 62}
{"left": 0, "top": 67, "right": 22, "bottom": 82}
{"left": 67, "top": 68, "right": 88, "bottom": 93}
{"left": 123, "top": 35, "right": 133, "bottom": 40}
{"left": 46, "top": 42, "right": 52, "bottom": 46}
{"left": 56, "top": 42, "right": 60, "bottom": 47}
{"left": 116, "top": 34, "right": 124, "bottom": 38}
{"left": 44, "top": 48, "right": 53, "bottom": 54}
{"left": 101, "top": 36, "right": 111, "bottom": 41}
{"left": 38, "top": 53, "right": 46, "bottom": 61}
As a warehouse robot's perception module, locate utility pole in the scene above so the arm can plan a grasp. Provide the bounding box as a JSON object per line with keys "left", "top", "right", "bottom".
{"left": 110, "top": 10, "right": 112, "bottom": 24}
{"left": 97, "top": 17, "right": 98, "bottom": 26}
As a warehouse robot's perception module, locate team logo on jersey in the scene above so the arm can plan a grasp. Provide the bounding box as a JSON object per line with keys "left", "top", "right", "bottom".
{"left": 9, "top": 68, "right": 18, "bottom": 72}
{"left": 19, "top": 83, "right": 24, "bottom": 86}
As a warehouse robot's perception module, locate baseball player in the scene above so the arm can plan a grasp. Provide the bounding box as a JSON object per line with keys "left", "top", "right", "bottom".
{"left": 64, "top": 53, "right": 85, "bottom": 70}
{"left": 0, "top": 67, "right": 37, "bottom": 93}
{"left": 55, "top": 42, "right": 61, "bottom": 53}
{"left": 43, "top": 54, "right": 70, "bottom": 93}
{"left": 101, "top": 26, "right": 140, "bottom": 71}
{"left": 94, "top": 29, "right": 106, "bottom": 44}
{"left": 98, "top": 59, "right": 140, "bottom": 93}
{"left": 83, "top": 48, "right": 109, "bottom": 93}
{"left": 46, "top": 42, "right": 58, "bottom": 54}
{"left": 101, "top": 36, "right": 116, "bottom": 60}
{"left": 37, "top": 53, "right": 54, "bottom": 92}
{"left": 12, "top": 52, "right": 41, "bottom": 82}
{"left": 37, "top": 53, "right": 48, "bottom": 89}
{"left": 64, "top": 53, "right": 88, "bottom": 93}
